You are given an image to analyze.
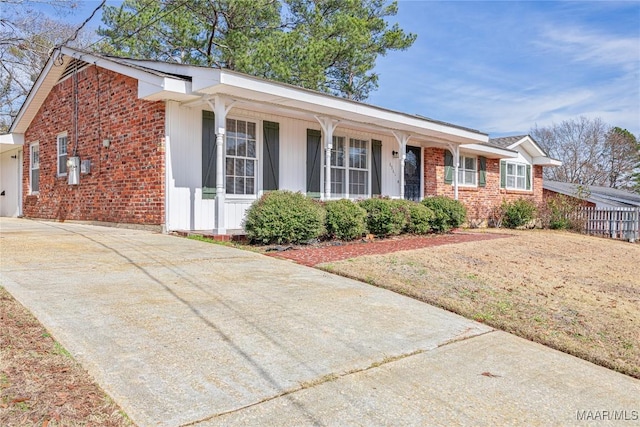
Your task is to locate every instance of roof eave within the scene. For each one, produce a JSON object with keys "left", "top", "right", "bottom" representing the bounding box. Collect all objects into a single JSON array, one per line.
[{"left": 459, "top": 143, "right": 519, "bottom": 159}]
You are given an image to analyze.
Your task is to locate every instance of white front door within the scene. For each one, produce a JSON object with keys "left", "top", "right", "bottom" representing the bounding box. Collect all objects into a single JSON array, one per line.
[{"left": 0, "top": 147, "right": 22, "bottom": 217}]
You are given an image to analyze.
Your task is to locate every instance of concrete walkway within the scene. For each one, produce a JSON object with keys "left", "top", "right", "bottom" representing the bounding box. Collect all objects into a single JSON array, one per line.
[{"left": 0, "top": 218, "right": 638, "bottom": 426}]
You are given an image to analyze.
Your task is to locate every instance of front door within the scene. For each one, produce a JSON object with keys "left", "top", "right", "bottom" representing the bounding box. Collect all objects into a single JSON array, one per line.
[{"left": 404, "top": 146, "right": 421, "bottom": 201}]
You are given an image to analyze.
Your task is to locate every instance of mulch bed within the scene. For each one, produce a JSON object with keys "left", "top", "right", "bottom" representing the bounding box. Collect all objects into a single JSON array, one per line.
[{"left": 265, "top": 231, "right": 512, "bottom": 266}]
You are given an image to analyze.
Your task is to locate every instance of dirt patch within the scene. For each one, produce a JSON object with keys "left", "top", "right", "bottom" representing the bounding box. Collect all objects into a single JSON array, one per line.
[
  {"left": 0, "top": 287, "right": 132, "bottom": 426},
  {"left": 320, "top": 229, "right": 640, "bottom": 379}
]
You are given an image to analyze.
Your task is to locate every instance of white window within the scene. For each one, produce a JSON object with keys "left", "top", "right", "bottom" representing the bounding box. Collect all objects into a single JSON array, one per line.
[
  {"left": 458, "top": 155, "right": 476, "bottom": 186},
  {"left": 329, "top": 136, "right": 369, "bottom": 198},
  {"left": 225, "top": 118, "right": 256, "bottom": 195},
  {"left": 504, "top": 161, "right": 529, "bottom": 190},
  {"left": 30, "top": 143, "right": 40, "bottom": 193},
  {"left": 349, "top": 138, "right": 368, "bottom": 196},
  {"left": 330, "top": 136, "right": 346, "bottom": 196},
  {"left": 57, "top": 133, "right": 68, "bottom": 176}
]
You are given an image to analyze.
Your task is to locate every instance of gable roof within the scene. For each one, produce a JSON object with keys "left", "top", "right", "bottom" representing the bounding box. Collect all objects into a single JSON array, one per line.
[
  {"left": 489, "top": 134, "right": 561, "bottom": 166},
  {"left": 543, "top": 180, "right": 640, "bottom": 207}
]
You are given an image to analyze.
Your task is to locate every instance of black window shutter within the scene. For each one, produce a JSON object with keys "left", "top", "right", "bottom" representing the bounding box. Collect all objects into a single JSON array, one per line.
[
  {"left": 371, "top": 139, "right": 382, "bottom": 195},
  {"left": 202, "top": 111, "right": 216, "bottom": 199},
  {"left": 306, "top": 129, "right": 322, "bottom": 197},
  {"left": 263, "top": 121, "right": 279, "bottom": 191},
  {"left": 478, "top": 156, "right": 487, "bottom": 187},
  {"left": 444, "top": 150, "right": 453, "bottom": 184}
]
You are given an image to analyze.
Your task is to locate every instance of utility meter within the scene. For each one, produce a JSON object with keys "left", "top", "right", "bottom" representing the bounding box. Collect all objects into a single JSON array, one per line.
[{"left": 67, "top": 156, "right": 80, "bottom": 185}]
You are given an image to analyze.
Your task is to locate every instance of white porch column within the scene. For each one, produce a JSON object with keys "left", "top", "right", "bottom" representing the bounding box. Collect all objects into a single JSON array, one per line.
[
  {"left": 447, "top": 143, "right": 460, "bottom": 200},
  {"left": 206, "top": 96, "right": 236, "bottom": 234},
  {"left": 315, "top": 116, "right": 339, "bottom": 200},
  {"left": 392, "top": 131, "right": 411, "bottom": 200}
]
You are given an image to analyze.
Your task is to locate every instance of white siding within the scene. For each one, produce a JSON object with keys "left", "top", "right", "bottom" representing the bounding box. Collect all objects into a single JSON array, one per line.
[{"left": 165, "top": 102, "right": 403, "bottom": 232}]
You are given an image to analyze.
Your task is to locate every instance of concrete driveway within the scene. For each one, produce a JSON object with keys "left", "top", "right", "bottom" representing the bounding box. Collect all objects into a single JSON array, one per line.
[{"left": 1, "top": 218, "right": 638, "bottom": 426}]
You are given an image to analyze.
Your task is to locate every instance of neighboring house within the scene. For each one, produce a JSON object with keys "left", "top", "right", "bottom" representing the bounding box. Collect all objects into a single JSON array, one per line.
[
  {"left": 543, "top": 180, "right": 640, "bottom": 209},
  {"left": 1, "top": 46, "right": 560, "bottom": 233}
]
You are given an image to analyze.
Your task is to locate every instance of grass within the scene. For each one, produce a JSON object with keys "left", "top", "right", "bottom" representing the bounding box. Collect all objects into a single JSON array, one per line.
[{"left": 320, "top": 229, "right": 640, "bottom": 379}]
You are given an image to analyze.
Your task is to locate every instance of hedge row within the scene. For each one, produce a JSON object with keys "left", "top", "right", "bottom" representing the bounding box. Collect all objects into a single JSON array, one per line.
[{"left": 243, "top": 191, "right": 467, "bottom": 244}]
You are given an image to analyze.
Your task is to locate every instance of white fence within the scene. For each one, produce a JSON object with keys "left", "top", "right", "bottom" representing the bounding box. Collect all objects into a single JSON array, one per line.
[{"left": 578, "top": 207, "right": 639, "bottom": 242}]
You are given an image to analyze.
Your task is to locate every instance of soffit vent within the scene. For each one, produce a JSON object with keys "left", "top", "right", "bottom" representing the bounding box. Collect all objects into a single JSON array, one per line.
[{"left": 57, "top": 58, "right": 90, "bottom": 83}]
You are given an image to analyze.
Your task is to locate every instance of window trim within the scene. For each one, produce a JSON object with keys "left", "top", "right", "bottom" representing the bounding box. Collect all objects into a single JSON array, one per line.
[
  {"left": 224, "top": 116, "right": 258, "bottom": 197},
  {"left": 57, "top": 132, "right": 68, "bottom": 177},
  {"left": 328, "top": 134, "right": 370, "bottom": 199},
  {"left": 30, "top": 142, "right": 40, "bottom": 194},
  {"left": 502, "top": 160, "right": 531, "bottom": 191},
  {"left": 457, "top": 154, "right": 477, "bottom": 187}
]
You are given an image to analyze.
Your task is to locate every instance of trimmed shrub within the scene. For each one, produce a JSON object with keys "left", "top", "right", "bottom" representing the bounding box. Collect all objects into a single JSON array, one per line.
[
  {"left": 243, "top": 191, "right": 326, "bottom": 244},
  {"left": 324, "top": 199, "right": 368, "bottom": 240},
  {"left": 501, "top": 198, "right": 537, "bottom": 229},
  {"left": 358, "top": 198, "right": 408, "bottom": 237},
  {"left": 421, "top": 196, "right": 467, "bottom": 232},
  {"left": 397, "top": 200, "right": 434, "bottom": 234}
]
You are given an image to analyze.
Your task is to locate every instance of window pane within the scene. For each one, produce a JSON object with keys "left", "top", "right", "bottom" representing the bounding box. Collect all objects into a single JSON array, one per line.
[
  {"left": 507, "top": 176, "right": 515, "bottom": 188},
  {"left": 247, "top": 140, "right": 256, "bottom": 158},
  {"left": 32, "top": 170, "right": 39, "bottom": 192},
  {"left": 235, "top": 159, "right": 245, "bottom": 176},
  {"left": 59, "top": 156, "right": 67, "bottom": 174},
  {"left": 246, "top": 178, "right": 254, "bottom": 194},
  {"left": 465, "top": 170, "right": 475, "bottom": 184},
  {"left": 235, "top": 177, "right": 245, "bottom": 194},
  {"left": 246, "top": 122, "right": 256, "bottom": 140},
  {"left": 59, "top": 137, "right": 67, "bottom": 155},
  {"left": 331, "top": 168, "right": 345, "bottom": 195},
  {"left": 507, "top": 163, "right": 515, "bottom": 175},
  {"left": 349, "top": 170, "right": 368, "bottom": 195},
  {"left": 517, "top": 177, "right": 525, "bottom": 189},
  {"left": 226, "top": 177, "right": 235, "bottom": 194},
  {"left": 226, "top": 119, "right": 236, "bottom": 138},
  {"left": 226, "top": 158, "right": 234, "bottom": 175},
  {"left": 517, "top": 164, "right": 525, "bottom": 176},
  {"left": 458, "top": 170, "right": 464, "bottom": 183},
  {"left": 237, "top": 140, "right": 246, "bottom": 157},
  {"left": 32, "top": 146, "right": 39, "bottom": 167},
  {"left": 465, "top": 157, "right": 475, "bottom": 170},
  {"left": 236, "top": 120, "right": 246, "bottom": 139},
  {"left": 246, "top": 160, "right": 255, "bottom": 176},
  {"left": 226, "top": 137, "right": 236, "bottom": 155}
]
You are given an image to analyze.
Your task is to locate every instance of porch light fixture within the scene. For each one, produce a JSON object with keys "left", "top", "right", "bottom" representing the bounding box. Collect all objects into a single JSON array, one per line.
[{"left": 392, "top": 150, "right": 399, "bottom": 158}]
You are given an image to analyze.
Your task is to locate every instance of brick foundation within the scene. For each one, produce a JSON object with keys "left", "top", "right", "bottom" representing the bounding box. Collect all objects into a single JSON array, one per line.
[
  {"left": 424, "top": 147, "right": 544, "bottom": 226},
  {"left": 22, "top": 65, "right": 165, "bottom": 226}
]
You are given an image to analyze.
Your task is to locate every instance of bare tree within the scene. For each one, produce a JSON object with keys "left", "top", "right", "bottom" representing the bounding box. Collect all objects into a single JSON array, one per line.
[
  {"left": 531, "top": 117, "right": 639, "bottom": 192},
  {"left": 0, "top": 0, "right": 91, "bottom": 132}
]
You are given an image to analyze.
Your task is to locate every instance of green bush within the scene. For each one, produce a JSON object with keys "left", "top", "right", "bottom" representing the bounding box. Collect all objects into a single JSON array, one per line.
[
  {"left": 501, "top": 198, "right": 537, "bottom": 229},
  {"left": 421, "top": 196, "right": 467, "bottom": 232},
  {"left": 397, "top": 200, "right": 434, "bottom": 234},
  {"left": 324, "top": 199, "right": 368, "bottom": 240},
  {"left": 540, "top": 195, "right": 584, "bottom": 231},
  {"left": 358, "top": 198, "right": 408, "bottom": 237},
  {"left": 243, "top": 191, "right": 326, "bottom": 244}
]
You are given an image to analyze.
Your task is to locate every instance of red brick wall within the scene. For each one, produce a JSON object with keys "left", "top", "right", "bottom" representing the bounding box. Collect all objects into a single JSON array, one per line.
[
  {"left": 423, "top": 147, "right": 544, "bottom": 225},
  {"left": 22, "top": 65, "right": 166, "bottom": 226}
]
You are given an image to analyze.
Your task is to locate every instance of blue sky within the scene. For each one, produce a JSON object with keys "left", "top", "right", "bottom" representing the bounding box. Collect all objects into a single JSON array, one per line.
[{"left": 57, "top": 1, "right": 640, "bottom": 137}]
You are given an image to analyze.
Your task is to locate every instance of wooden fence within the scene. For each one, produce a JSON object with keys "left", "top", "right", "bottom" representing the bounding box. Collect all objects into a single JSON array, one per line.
[{"left": 577, "top": 207, "right": 639, "bottom": 241}]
